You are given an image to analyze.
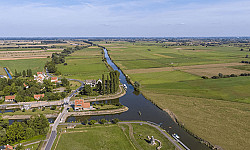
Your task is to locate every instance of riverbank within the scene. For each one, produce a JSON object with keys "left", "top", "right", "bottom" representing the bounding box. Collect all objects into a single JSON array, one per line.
[{"left": 67, "top": 106, "right": 128, "bottom": 117}]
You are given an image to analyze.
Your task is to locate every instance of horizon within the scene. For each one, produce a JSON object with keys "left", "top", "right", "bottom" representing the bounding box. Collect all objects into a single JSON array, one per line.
[{"left": 0, "top": 0, "right": 250, "bottom": 37}]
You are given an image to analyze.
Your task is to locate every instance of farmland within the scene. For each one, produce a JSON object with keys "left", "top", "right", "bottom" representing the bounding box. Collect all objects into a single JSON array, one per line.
[
  {"left": 95, "top": 40, "right": 250, "bottom": 150},
  {"left": 57, "top": 47, "right": 110, "bottom": 81}
]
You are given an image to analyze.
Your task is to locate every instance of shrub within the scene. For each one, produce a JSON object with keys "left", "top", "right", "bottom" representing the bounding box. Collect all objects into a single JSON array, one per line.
[
  {"left": 50, "top": 105, "right": 56, "bottom": 110},
  {"left": 100, "top": 118, "right": 107, "bottom": 124},
  {"left": 89, "top": 120, "right": 97, "bottom": 125},
  {"left": 201, "top": 76, "right": 208, "bottom": 79},
  {"left": 211, "top": 76, "right": 219, "bottom": 79},
  {"left": 42, "top": 107, "right": 45, "bottom": 111},
  {"left": 32, "top": 108, "right": 37, "bottom": 112},
  {"left": 112, "top": 118, "right": 120, "bottom": 124}
]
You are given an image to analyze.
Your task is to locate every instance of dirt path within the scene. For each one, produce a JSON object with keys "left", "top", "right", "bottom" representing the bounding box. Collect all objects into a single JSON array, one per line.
[{"left": 126, "top": 123, "right": 144, "bottom": 150}]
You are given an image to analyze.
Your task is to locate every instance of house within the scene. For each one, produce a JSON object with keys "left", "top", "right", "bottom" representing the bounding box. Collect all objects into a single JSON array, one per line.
[
  {"left": 74, "top": 99, "right": 91, "bottom": 111},
  {"left": 84, "top": 79, "right": 96, "bottom": 87},
  {"left": 0, "top": 144, "right": 13, "bottom": 150},
  {"left": 34, "top": 72, "right": 46, "bottom": 83},
  {"left": 23, "top": 83, "right": 29, "bottom": 89},
  {"left": 34, "top": 94, "right": 44, "bottom": 100},
  {"left": 5, "top": 95, "right": 16, "bottom": 102},
  {"left": 51, "top": 77, "right": 58, "bottom": 83}
]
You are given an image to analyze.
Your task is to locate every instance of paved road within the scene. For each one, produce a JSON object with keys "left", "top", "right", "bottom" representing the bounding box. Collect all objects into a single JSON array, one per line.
[
  {"left": 119, "top": 121, "right": 185, "bottom": 150},
  {"left": 44, "top": 78, "right": 84, "bottom": 150}
]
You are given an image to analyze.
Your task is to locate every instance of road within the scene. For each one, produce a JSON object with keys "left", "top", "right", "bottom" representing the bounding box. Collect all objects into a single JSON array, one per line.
[
  {"left": 119, "top": 121, "right": 185, "bottom": 150},
  {"left": 44, "top": 78, "right": 84, "bottom": 150}
]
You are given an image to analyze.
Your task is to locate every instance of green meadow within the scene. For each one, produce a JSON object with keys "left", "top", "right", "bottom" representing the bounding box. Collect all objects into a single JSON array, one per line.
[
  {"left": 0, "top": 58, "right": 49, "bottom": 74},
  {"left": 57, "top": 47, "right": 110, "bottom": 81}
]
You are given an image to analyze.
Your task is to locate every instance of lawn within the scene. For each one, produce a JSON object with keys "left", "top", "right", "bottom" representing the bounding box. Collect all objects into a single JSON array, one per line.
[
  {"left": 57, "top": 47, "right": 110, "bottom": 81},
  {"left": 119, "top": 123, "right": 175, "bottom": 150},
  {"left": 3, "top": 107, "right": 60, "bottom": 115},
  {"left": 0, "top": 58, "right": 49, "bottom": 74},
  {"left": 55, "top": 125, "right": 135, "bottom": 150}
]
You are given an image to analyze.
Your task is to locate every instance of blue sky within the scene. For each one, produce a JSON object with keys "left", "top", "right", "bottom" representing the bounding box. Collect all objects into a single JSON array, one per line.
[{"left": 0, "top": 0, "right": 249, "bottom": 37}]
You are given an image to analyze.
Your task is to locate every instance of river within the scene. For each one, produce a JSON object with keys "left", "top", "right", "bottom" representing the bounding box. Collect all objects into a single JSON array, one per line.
[{"left": 66, "top": 48, "right": 210, "bottom": 150}]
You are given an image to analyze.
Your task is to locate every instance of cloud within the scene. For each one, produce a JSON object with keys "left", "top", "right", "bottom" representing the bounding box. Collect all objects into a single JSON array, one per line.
[{"left": 0, "top": 0, "right": 249, "bottom": 37}]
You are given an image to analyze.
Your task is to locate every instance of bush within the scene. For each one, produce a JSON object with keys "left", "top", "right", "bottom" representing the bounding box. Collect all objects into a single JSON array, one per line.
[
  {"left": 22, "top": 109, "right": 25, "bottom": 112},
  {"left": 211, "top": 76, "right": 219, "bottom": 79},
  {"left": 100, "top": 118, "right": 107, "bottom": 124},
  {"left": 50, "top": 105, "right": 56, "bottom": 110},
  {"left": 32, "top": 108, "right": 37, "bottom": 112},
  {"left": 89, "top": 120, "right": 97, "bottom": 125},
  {"left": 112, "top": 118, "right": 120, "bottom": 124},
  {"left": 230, "top": 74, "right": 237, "bottom": 77},
  {"left": 201, "top": 76, "right": 208, "bottom": 79},
  {"left": 83, "top": 119, "right": 88, "bottom": 125},
  {"left": 42, "top": 107, "right": 45, "bottom": 111},
  {"left": 64, "top": 63, "right": 67, "bottom": 65}
]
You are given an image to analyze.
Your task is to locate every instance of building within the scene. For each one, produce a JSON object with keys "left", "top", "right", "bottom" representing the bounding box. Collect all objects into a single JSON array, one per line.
[
  {"left": 34, "top": 94, "right": 44, "bottom": 100},
  {"left": 51, "top": 77, "right": 58, "bottom": 83},
  {"left": 0, "top": 144, "right": 13, "bottom": 150},
  {"left": 34, "top": 72, "right": 46, "bottom": 83},
  {"left": 84, "top": 79, "right": 96, "bottom": 87},
  {"left": 84, "top": 79, "right": 102, "bottom": 87},
  {"left": 5, "top": 95, "right": 16, "bottom": 102},
  {"left": 74, "top": 99, "right": 91, "bottom": 111}
]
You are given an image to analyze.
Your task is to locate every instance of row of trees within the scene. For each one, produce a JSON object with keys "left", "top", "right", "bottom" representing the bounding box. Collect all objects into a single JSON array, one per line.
[
  {"left": 14, "top": 69, "right": 33, "bottom": 78},
  {"left": 0, "top": 115, "right": 49, "bottom": 145}
]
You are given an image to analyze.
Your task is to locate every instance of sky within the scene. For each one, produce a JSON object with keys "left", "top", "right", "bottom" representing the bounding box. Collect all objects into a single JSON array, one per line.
[{"left": 0, "top": 0, "right": 249, "bottom": 37}]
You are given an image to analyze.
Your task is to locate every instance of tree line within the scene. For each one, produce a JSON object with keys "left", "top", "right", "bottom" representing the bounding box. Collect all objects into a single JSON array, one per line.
[
  {"left": 14, "top": 69, "right": 32, "bottom": 78},
  {"left": 0, "top": 114, "right": 49, "bottom": 145}
]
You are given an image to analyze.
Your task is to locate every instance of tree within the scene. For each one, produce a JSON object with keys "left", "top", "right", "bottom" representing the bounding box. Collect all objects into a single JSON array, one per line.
[
  {"left": 100, "top": 119, "right": 107, "bottom": 124},
  {"left": 61, "top": 78, "right": 69, "bottom": 87},
  {"left": 134, "top": 81, "right": 140, "bottom": 91},
  {"left": 89, "top": 120, "right": 96, "bottom": 125},
  {"left": 218, "top": 73, "right": 223, "bottom": 78},
  {"left": 84, "top": 85, "right": 91, "bottom": 96},
  {"left": 106, "top": 75, "right": 110, "bottom": 94},
  {"left": 101, "top": 74, "right": 105, "bottom": 95},
  {"left": 112, "top": 118, "right": 120, "bottom": 124},
  {"left": 22, "top": 70, "right": 26, "bottom": 77},
  {"left": 83, "top": 119, "right": 88, "bottom": 125}
]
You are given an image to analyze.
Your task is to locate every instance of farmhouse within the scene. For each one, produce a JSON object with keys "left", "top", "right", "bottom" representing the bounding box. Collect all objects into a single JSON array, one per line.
[
  {"left": 51, "top": 77, "right": 58, "bottom": 83},
  {"left": 34, "top": 72, "right": 47, "bottom": 83},
  {"left": 5, "top": 95, "right": 16, "bottom": 102},
  {"left": 84, "top": 79, "right": 102, "bottom": 87},
  {"left": 34, "top": 94, "right": 44, "bottom": 100},
  {"left": 74, "top": 99, "right": 91, "bottom": 111}
]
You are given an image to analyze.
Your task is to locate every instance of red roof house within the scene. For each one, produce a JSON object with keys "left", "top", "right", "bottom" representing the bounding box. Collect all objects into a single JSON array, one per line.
[
  {"left": 4, "top": 144, "right": 13, "bottom": 150},
  {"left": 5, "top": 95, "right": 16, "bottom": 102},
  {"left": 34, "top": 94, "right": 45, "bottom": 100},
  {"left": 74, "top": 99, "right": 91, "bottom": 111},
  {"left": 51, "top": 77, "right": 58, "bottom": 83},
  {"left": 37, "top": 72, "right": 43, "bottom": 75}
]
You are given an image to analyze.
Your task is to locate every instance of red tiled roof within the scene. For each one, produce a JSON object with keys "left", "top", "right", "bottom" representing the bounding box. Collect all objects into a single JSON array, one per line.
[
  {"left": 51, "top": 77, "right": 58, "bottom": 80},
  {"left": 5, "top": 144, "right": 13, "bottom": 150},
  {"left": 75, "top": 99, "right": 90, "bottom": 108},
  {"left": 34, "top": 94, "right": 44, "bottom": 99},
  {"left": 37, "top": 72, "right": 43, "bottom": 75},
  {"left": 5, "top": 95, "right": 16, "bottom": 100}
]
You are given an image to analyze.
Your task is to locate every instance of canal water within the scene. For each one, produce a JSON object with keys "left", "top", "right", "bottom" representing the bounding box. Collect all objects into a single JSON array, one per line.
[{"left": 66, "top": 48, "right": 209, "bottom": 150}]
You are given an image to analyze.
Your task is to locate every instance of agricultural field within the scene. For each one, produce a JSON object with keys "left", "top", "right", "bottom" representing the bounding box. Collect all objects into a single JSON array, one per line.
[
  {"left": 0, "top": 58, "right": 49, "bottom": 74},
  {"left": 94, "top": 40, "right": 250, "bottom": 150},
  {"left": 57, "top": 47, "right": 110, "bottom": 81}
]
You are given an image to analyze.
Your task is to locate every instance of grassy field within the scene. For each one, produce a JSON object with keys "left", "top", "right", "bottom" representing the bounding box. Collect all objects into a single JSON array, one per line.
[
  {"left": 119, "top": 123, "right": 175, "bottom": 150},
  {"left": 57, "top": 47, "right": 110, "bottom": 81},
  {"left": 0, "top": 58, "right": 49, "bottom": 73},
  {"left": 55, "top": 125, "right": 135, "bottom": 150},
  {"left": 94, "top": 41, "right": 250, "bottom": 150},
  {"left": 2, "top": 107, "right": 60, "bottom": 115}
]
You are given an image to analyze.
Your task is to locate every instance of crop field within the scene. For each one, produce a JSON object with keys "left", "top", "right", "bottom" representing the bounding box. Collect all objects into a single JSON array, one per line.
[
  {"left": 94, "top": 41, "right": 250, "bottom": 150},
  {"left": 57, "top": 47, "right": 110, "bottom": 81},
  {"left": 0, "top": 58, "right": 49, "bottom": 74}
]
